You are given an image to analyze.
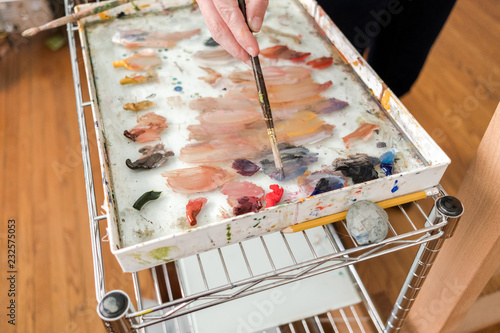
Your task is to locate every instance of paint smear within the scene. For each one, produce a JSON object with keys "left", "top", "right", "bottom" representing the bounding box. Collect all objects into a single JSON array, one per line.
[
  {"left": 197, "top": 109, "right": 262, "bottom": 128},
  {"left": 333, "top": 154, "right": 380, "bottom": 184},
  {"left": 193, "top": 48, "right": 237, "bottom": 65},
  {"left": 123, "top": 112, "right": 167, "bottom": 143},
  {"left": 180, "top": 136, "right": 265, "bottom": 163},
  {"left": 119, "top": 72, "right": 158, "bottom": 85},
  {"left": 260, "top": 45, "right": 311, "bottom": 61},
  {"left": 126, "top": 143, "right": 174, "bottom": 170},
  {"left": 186, "top": 197, "right": 207, "bottom": 226},
  {"left": 260, "top": 144, "right": 318, "bottom": 181},
  {"left": 342, "top": 123, "right": 380, "bottom": 149},
  {"left": 265, "top": 185, "right": 284, "bottom": 208},
  {"left": 239, "top": 77, "right": 332, "bottom": 103},
  {"left": 298, "top": 170, "right": 346, "bottom": 194},
  {"left": 229, "top": 66, "right": 310, "bottom": 85},
  {"left": 221, "top": 181, "right": 265, "bottom": 207},
  {"left": 123, "top": 100, "right": 155, "bottom": 111},
  {"left": 306, "top": 57, "right": 333, "bottom": 69},
  {"left": 190, "top": 94, "right": 257, "bottom": 113},
  {"left": 113, "top": 53, "right": 161, "bottom": 71},
  {"left": 198, "top": 66, "right": 222, "bottom": 84},
  {"left": 261, "top": 26, "right": 302, "bottom": 44},
  {"left": 112, "top": 29, "right": 201, "bottom": 48},
  {"left": 161, "top": 165, "right": 235, "bottom": 194},
  {"left": 232, "top": 159, "right": 261, "bottom": 176}
]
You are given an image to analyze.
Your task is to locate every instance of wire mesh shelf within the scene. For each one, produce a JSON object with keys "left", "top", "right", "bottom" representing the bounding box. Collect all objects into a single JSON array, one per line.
[{"left": 125, "top": 197, "right": 444, "bottom": 331}]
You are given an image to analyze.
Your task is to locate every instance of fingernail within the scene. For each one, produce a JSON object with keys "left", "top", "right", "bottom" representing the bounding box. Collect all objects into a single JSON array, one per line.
[
  {"left": 249, "top": 17, "right": 263, "bottom": 32},
  {"left": 246, "top": 47, "right": 257, "bottom": 57}
]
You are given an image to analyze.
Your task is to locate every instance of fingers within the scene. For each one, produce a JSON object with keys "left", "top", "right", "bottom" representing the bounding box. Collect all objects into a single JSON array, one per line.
[
  {"left": 213, "top": 0, "right": 260, "bottom": 56},
  {"left": 197, "top": 0, "right": 260, "bottom": 63},
  {"left": 246, "top": 0, "right": 268, "bottom": 32}
]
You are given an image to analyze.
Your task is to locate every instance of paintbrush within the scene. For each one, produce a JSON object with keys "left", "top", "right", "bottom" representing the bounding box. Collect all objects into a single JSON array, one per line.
[
  {"left": 22, "top": 0, "right": 131, "bottom": 37},
  {"left": 237, "top": 0, "right": 284, "bottom": 179}
]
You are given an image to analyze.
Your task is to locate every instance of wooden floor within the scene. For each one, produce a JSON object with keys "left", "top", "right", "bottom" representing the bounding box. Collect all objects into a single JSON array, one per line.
[{"left": 1, "top": 0, "right": 499, "bottom": 332}]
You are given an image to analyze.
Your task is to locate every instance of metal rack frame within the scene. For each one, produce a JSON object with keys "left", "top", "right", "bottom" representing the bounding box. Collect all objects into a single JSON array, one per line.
[{"left": 65, "top": 1, "right": 463, "bottom": 332}]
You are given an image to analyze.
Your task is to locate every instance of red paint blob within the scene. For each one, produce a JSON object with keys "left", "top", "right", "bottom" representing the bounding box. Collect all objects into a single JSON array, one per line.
[
  {"left": 306, "top": 57, "right": 334, "bottom": 69},
  {"left": 186, "top": 197, "right": 208, "bottom": 226},
  {"left": 265, "top": 184, "right": 284, "bottom": 208}
]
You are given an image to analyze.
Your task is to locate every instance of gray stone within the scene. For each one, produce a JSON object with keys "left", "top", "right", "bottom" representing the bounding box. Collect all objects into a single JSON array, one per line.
[{"left": 346, "top": 200, "right": 389, "bottom": 245}]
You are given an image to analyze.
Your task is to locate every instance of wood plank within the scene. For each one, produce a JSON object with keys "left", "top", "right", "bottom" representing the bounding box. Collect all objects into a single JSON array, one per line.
[
  {"left": 459, "top": 291, "right": 500, "bottom": 333},
  {"left": 406, "top": 104, "right": 500, "bottom": 332}
]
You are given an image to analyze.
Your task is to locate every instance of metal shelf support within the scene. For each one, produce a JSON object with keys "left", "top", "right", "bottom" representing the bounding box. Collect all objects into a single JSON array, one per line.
[{"left": 385, "top": 196, "right": 464, "bottom": 332}]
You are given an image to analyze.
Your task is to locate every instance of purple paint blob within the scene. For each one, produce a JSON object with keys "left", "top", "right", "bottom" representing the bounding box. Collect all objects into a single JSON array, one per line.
[
  {"left": 318, "top": 98, "right": 349, "bottom": 114},
  {"left": 260, "top": 144, "right": 318, "bottom": 181},
  {"left": 233, "top": 196, "right": 262, "bottom": 216},
  {"left": 232, "top": 159, "right": 261, "bottom": 176}
]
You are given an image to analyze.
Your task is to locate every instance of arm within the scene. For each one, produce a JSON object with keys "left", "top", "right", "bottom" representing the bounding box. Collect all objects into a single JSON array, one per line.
[{"left": 197, "top": 0, "right": 269, "bottom": 63}]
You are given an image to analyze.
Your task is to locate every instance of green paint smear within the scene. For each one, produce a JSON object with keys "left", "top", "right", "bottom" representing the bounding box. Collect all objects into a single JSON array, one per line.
[
  {"left": 258, "top": 92, "right": 265, "bottom": 104},
  {"left": 131, "top": 1, "right": 140, "bottom": 11},
  {"left": 149, "top": 246, "right": 174, "bottom": 261},
  {"left": 226, "top": 224, "right": 232, "bottom": 243},
  {"left": 253, "top": 221, "right": 261, "bottom": 228}
]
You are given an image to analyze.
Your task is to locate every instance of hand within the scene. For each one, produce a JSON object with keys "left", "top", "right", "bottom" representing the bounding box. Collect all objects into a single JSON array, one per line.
[{"left": 197, "top": 0, "right": 269, "bottom": 63}]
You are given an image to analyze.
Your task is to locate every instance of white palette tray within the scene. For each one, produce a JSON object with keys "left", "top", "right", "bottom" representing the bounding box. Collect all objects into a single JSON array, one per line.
[{"left": 77, "top": 0, "right": 450, "bottom": 272}]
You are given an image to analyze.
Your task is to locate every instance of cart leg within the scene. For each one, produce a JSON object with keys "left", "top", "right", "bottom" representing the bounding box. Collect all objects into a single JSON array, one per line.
[
  {"left": 385, "top": 196, "right": 463, "bottom": 332},
  {"left": 97, "top": 290, "right": 136, "bottom": 333}
]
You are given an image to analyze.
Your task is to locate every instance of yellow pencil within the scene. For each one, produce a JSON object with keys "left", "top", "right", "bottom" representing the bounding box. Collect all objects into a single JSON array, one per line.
[{"left": 282, "top": 188, "right": 440, "bottom": 233}]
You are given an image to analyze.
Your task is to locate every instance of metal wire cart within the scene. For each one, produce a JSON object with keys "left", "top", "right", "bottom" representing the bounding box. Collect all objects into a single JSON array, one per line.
[{"left": 65, "top": 1, "right": 464, "bottom": 332}]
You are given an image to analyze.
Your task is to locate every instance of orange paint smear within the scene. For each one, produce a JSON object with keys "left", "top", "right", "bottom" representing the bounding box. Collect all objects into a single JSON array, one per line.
[
  {"left": 161, "top": 166, "right": 235, "bottom": 194},
  {"left": 198, "top": 66, "right": 222, "bottom": 84},
  {"left": 187, "top": 110, "right": 335, "bottom": 148},
  {"left": 113, "top": 53, "right": 161, "bottom": 71},
  {"left": 119, "top": 72, "right": 158, "bottom": 85},
  {"left": 186, "top": 197, "right": 207, "bottom": 226},
  {"left": 342, "top": 123, "right": 379, "bottom": 148},
  {"left": 260, "top": 45, "right": 311, "bottom": 61},
  {"left": 306, "top": 57, "right": 333, "bottom": 69},
  {"left": 123, "top": 112, "right": 167, "bottom": 143}
]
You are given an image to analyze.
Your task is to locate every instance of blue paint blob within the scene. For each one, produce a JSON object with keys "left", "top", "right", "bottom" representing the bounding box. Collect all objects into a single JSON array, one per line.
[
  {"left": 174, "top": 86, "right": 183, "bottom": 92},
  {"left": 310, "top": 176, "right": 345, "bottom": 196},
  {"left": 380, "top": 149, "right": 396, "bottom": 176},
  {"left": 391, "top": 185, "right": 399, "bottom": 193}
]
